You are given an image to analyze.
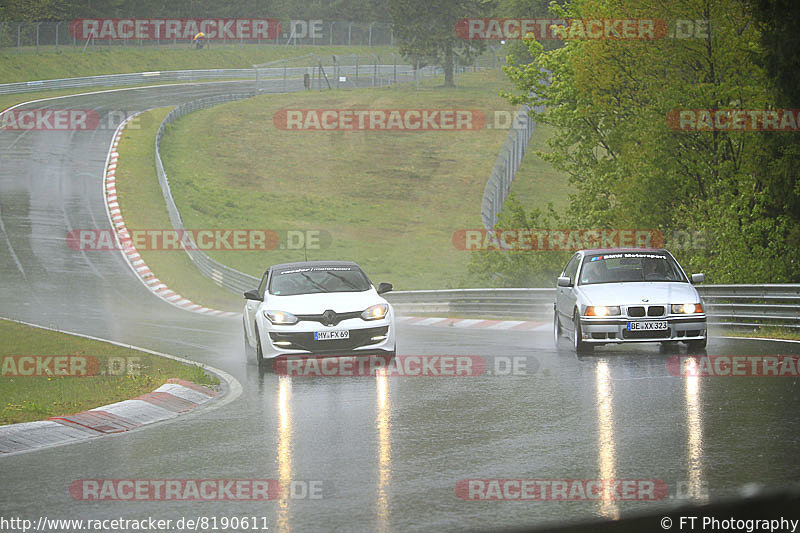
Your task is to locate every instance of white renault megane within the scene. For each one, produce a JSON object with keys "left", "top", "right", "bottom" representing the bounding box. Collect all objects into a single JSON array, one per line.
[
  {"left": 243, "top": 261, "right": 396, "bottom": 364},
  {"left": 553, "top": 249, "right": 707, "bottom": 352}
]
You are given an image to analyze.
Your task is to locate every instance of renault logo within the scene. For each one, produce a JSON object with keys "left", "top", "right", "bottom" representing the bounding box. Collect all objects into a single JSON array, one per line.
[{"left": 322, "top": 310, "right": 337, "bottom": 326}]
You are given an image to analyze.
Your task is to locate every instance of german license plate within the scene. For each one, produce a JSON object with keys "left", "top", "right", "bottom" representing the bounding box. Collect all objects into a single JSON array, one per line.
[
  {"left": 314, "top": 330, "right": 350, "bottom": 340},
  {"left": 627, "top": 321, "right": 668, "bottom": 331}
]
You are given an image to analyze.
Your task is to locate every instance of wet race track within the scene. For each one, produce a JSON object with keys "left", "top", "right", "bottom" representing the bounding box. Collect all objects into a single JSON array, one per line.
[{"left": 1, "top": 82, "right": 800, "bottom": 532}]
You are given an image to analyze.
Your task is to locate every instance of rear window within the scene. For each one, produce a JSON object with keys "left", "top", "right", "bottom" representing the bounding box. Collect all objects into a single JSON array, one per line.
[
  {"left": 269, "top": 266, "right": 371, "bottom": 295},
  {"left": 579, "top": 252, "right": 686, "bottom": 285}
]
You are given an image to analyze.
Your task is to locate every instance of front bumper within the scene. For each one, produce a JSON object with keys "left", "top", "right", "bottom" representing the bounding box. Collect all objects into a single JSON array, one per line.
[
  {"left": 258, "top": 316, "right": 396, "bottom": 359},
  {"left": 579, "top": 315, "right": 707, "bottom": 344}
]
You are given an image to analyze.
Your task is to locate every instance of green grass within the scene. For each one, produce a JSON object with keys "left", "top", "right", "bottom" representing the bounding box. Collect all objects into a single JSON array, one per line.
[
  {"left": 510, "top": 121, "right": 574, "bottom": 213},
  {"left": 722, "top": 327, "right": 800, "bottom": 341},
  {"left": 0, "top": 318, "right": 219, "bottom": 425},
  {"left": 0, "top": 44, "right": 396, "bottom": 84},
  {"left": 157, "top": 70, "right": 524, "bottom": 290},
  {"left": 114, "top": 108, "right": 243, "bottom": 311}
]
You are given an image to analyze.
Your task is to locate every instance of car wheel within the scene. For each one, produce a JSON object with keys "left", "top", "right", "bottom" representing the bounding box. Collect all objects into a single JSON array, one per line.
[
  {"left": 660, "top": 341, "right": 679, "bottom": 352},
  {"left": 573, "top": 313, "right": 593, "bottom": 353},
  {"left": 243, "top": 317, "right": 255, "bottom": 359},
  {"left": 255, "top": 326, "right": 265, "bottom": 366},
  {"left": 686, "top": 337, "right": 707, "bottom": 350},
  {"left": 553, "top": 312, "right": 562, "bottom": 348}
]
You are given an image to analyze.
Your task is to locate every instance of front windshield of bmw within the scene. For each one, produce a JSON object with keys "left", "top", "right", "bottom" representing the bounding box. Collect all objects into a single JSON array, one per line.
[
  {"left": 579, "top": 252, "right": 686, "bottom": 285},
  {"left": 269, "top": 266, "right": 371, "bottom": 296}
]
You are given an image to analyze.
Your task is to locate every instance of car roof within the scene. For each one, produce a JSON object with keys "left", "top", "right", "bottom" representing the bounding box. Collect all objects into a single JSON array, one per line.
[
  {"left": 268, "top": 260, "right": 361, "bottom": 272},
  {"left": 580, "top": 248, "right": 669, "bottom": 255}
]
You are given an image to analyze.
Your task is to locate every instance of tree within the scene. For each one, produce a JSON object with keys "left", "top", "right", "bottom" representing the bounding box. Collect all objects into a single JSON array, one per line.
[
  {"left": 387, "top": 0, "right": 492, "bottom": 86},
  {"left": 499, "top": 0, "right": 800, "bottom": 283}
]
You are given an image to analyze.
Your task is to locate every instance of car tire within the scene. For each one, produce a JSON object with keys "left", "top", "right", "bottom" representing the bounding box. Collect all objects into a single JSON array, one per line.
[
  {"left": 553, "top": 312, "right": 562, "bottom": 348},
  {"left": 686, "top": 337, "right": 707, "bottom": 350},
  {"left": 243, "top": 317, "right": 255, "bottom": 360},
  {"left": 255, "top": 326, "right": 265, "bottom": 366},
  {"left": 660, "top": 341, "right": 679, "bottom": 352},
  {"left": 573, "top": 313, "right": 593, "bottom": 353}
]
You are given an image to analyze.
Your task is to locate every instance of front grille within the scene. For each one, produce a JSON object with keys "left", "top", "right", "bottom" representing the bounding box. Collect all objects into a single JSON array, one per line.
[
  {"left": 623, "top": 329, "right": 670, "bottom": 339},
  {"left": 628, "top": 305, "right": 665, "bottom": 317},
  {"left": 295, "top": 310, "right": 362, "bottom": 326},
  {"left": 270, "top": 326, "right": 389, "bottom": 353}
]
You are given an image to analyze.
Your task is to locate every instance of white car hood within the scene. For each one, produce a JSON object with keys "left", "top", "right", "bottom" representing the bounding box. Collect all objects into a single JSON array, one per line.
[
  {"left": 576, "top": 282, "right": 700, "bottom": 305},
  {"left": 264, "top": 289, "right": 384, "bottom": 314}
]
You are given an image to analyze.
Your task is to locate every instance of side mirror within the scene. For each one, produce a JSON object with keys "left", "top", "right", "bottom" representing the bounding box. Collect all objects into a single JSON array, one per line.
[
  {"left": 691, "top": 273, "right": 705, "bottom": 284},
  {"left": 244, "top": 289, "right": 263, "bottom": 301},
  {"left": 377, "top": 282, "right": 393, "bottom": 295},
  {"left": 557, "top": 276, "right": 572, "bottom": 287}
]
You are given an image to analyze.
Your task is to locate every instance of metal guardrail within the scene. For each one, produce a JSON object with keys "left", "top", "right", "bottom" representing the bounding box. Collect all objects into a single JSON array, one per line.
[
  {"left": 144, "top": 72, "right": 798, "bottom": 331},
  {"left": 481, "top": 102, "right": 543, "bottom": 229},
  {"left": 383, "top": 286, "right": 800, "bottom": 329},
  {"left": 154, "top": 92, "right": 262, "bottom": 294},
  {"left": 0, "top": 68, "right": 257, "bottom": 95},
  {"left": 152, "top": 61, "right": 436, "bottom": 295}
]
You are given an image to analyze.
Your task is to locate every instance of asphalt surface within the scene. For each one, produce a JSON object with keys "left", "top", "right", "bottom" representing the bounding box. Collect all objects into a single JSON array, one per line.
[{"left": 1, "top": 81, "right": 800, "bottom": 532}]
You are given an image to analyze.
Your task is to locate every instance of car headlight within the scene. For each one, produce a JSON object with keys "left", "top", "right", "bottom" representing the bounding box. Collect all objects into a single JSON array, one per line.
[
  {"left": 671, "top": 303, "right": 703, "bottom": 314},
  {"left": 362, "top": 303, "right": 389, "bottom": 321},
  {"left": 264, "top": 310, "right": 299, "bottom": 325},
  {"left": 584, "top": 306, "right": 621, "bottom": 317}
]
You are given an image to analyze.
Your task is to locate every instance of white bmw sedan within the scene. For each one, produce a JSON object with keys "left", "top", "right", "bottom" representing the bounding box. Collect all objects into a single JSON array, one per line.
[
  {"left": 553, "top": 249, "right": 707, "bottom": 352},
  {"left": 243, "top": 261, "right": 396, "bottom": 364}
]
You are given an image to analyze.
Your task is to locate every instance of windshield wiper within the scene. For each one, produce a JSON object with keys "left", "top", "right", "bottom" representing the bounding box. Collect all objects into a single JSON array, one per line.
[
  {"left": 300, "top": 272, "right": 330, "bottom": 293},
  {"left": 324, "top": 271, "right": 363, "bottom": 291}
]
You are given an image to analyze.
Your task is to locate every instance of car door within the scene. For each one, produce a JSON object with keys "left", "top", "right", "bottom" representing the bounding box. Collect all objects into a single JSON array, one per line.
[{"left": 556, "top": 253, "right": 581, "bottom": 328}]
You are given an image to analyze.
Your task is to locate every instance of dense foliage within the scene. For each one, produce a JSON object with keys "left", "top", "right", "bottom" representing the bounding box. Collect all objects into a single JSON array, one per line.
[{"left": 475, "top": 0, "right": 800, "bottom": 285}]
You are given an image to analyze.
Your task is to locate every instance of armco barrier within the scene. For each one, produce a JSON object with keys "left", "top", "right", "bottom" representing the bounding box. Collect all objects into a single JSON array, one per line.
[
  {"left": 152, "top": 60, "right": 433, "bottom": 295},
  {"left": 481, "top": 102, "right": 542, "bottom": 229},
  {"left": 154, "top": 93, "right": 262, "bottom": 295},
  {"left": 143, "top": 76, "right": 797, "bottom": 330},
  {"left": 0, "top": 69, "right": 257, "bottom": 95},
  {"left": 384, "top": 286, "right": 800, "bottom": 329}
]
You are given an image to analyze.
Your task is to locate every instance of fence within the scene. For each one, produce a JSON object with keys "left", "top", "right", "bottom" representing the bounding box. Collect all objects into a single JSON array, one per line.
[
  {"left": 0, "top": 20, "right": 394, "bottom": 53},
  {"left": 253, "top": 53, "right": 441, "bottom": 92}
]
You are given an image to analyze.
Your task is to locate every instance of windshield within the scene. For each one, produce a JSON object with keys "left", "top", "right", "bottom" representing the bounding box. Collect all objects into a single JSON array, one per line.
[
  {"left": 578, "top": 252, "right": 686, "bottom": 285},
  {"left": 268, "top": 266, "right": 371, "bottom": 296}
]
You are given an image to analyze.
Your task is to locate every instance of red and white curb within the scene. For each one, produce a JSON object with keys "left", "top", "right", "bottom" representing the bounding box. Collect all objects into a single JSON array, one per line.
[
  {"left": 103, "top": 114, "right": 237, "bottom": 317},
  {"left": 397, "top": 316, "right": 547, "bottom": 331},
  {"left": 0, "top": 379, "right": 216, "bottom": 454}
]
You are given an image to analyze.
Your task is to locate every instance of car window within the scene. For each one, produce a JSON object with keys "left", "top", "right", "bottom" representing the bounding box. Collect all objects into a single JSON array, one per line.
[
  {"left": 563, "top": 254, "right": 580, "bottom": 282},
  {"left": 579, "top": 252, "right": 686, "bottom": 284},
  {"left": 257, "top": 270, "right": 269, "bottom": 298},
  {"left": 268, "top": 266, "right": 371, "bottom": 296}
]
